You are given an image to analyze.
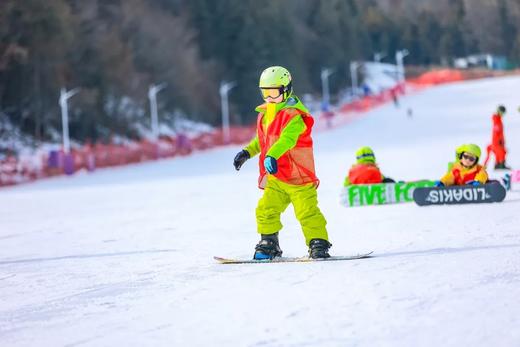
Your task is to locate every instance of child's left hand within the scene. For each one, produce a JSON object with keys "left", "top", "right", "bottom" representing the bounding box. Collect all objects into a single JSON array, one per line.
[{"left": 264, "top": 156, "right": 278, "bottom": 174}]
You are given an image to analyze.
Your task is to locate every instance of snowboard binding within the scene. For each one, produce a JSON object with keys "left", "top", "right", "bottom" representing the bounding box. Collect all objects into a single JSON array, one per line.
[
  {"left": 253, "top": 233, "right": 283, "bottom": 260},
  {"left": 308, "top": 238, "right": 332, "bottom": 259}
]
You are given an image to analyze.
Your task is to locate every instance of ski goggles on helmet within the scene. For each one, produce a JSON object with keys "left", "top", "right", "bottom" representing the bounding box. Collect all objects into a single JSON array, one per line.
[
  {"left": 356, "top": 153, "right": 375, "bottom": 161},
  {"left": 461, "top": 153, "right": 477, "bottom": 162},
  {"left": 260, "top": 82, "right": 292, "bottom": 99},
  {"left": 260, "top": 87, "right": 284, "bottom": 99}
]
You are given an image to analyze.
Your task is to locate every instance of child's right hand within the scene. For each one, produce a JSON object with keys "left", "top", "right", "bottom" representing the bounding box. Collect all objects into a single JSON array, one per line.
[{"left": 233, "top": 150, "right": 250, "bottom": 171}]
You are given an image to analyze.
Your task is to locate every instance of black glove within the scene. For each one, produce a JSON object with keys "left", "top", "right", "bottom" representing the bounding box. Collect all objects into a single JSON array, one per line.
[{"left": 233, "top": 150, "right": 250, "bottom": 171}]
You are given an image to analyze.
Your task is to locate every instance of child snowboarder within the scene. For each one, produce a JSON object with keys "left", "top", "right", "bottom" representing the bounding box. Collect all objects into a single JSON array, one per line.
[
  {"left": 233, "top": 66, "right": 331, "bottom": 260},
  {"left": 435, "top": 144, "right": 488, "bottom": 187},
  {"left": 484, "top": 105, "right": 510, "bottom": 170},
  {"left": 344, "top": 146, "right": 394, "bottom": 186}
]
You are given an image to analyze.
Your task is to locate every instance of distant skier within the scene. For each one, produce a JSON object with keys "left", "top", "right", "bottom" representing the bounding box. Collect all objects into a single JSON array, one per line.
[
  {"left": 390, "top": 88, "right": 399, "bottom": 108},
  {"left": 434, "top": 144, "right": 488, "bottom": 187},
  {"left": 484, "top": 105, "right": 510, "bottom": 169},
  {"left": 344, "top": 146, "right": 395, "bottom": 186},
  {"left": 233, "top": 66, "right": 331, "bottom": 259}
]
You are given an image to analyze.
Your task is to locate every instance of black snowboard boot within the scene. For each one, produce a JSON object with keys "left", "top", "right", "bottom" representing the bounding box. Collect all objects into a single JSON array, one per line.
[
  {"left": 308, "top": 238, "right": 332, "bottom": 259},
  {"left": 254, "top": 233, "right": 282, "bottom": 260},
  {"left": 495, "top": 162, "right": 511, "bottom": 170}
]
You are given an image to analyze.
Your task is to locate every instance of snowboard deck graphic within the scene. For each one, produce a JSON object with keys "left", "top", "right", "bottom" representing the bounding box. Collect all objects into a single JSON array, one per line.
[
  {"left": 340, "top": 180, "right": 435, "bottom": 207},
  {"left": 214, "top": 251, "right": 373, "bottom": 264},
  {"left": 413, "top": 182, "right": 506, "bottom": 206}
]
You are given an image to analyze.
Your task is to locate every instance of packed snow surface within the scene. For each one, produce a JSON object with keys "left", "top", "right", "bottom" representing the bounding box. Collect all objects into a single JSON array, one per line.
[{"left": 1, "top": 76, "right": 520, "bottom": 346}]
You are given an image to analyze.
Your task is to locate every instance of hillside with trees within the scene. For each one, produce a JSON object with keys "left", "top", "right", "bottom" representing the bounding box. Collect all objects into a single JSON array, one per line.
[{"left": 1, "top": 0, "right": 519, "bottom": 149}]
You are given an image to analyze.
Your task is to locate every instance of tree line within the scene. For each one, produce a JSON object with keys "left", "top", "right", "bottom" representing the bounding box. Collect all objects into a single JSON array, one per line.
[{"left": 0, "top": 0, "right": 519, "bottom": 147}]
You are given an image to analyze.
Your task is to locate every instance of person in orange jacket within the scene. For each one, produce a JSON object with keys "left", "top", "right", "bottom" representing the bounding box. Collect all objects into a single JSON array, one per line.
[
  {"left": 344, "top": 146, "right": 394, "bottom": 186},
  {"left": 435, "top": 144, "right": 488, "bottom": 187},
  {"left": 486, "top": 105, "right": 510, "bottom": 170}
]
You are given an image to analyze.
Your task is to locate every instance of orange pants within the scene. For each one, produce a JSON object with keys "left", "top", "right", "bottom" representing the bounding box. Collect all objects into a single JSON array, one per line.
[{"left": 489, "top": 144, "right": 506, "bottom": 164}]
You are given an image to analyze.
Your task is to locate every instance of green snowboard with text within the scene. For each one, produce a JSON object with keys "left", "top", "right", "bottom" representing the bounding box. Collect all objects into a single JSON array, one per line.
[{"left": 340, "top": 180, "right": 435, "bottom": 207}]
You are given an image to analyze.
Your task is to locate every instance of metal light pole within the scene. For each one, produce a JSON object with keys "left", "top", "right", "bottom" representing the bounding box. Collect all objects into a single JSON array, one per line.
[
  {"left": 395, "top": 49, "right": 410, "bottom": 83},
  {"left": 220, "top": 81, "right": 236, "bottom": 144},
  {"left": 59, "top": 87, "right": 80, "bottom": 153},
  {"left": 349, "top": 62, "right": 360, "bottom": 97},
  {"left": 321, "top": 68, "right": 334, "bottom": 111},
  {"left": 148, "top": 83, "right": 167, "bottom": 140}
]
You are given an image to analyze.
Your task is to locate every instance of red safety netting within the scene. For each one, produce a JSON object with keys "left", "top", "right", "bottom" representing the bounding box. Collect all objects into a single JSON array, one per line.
[{"left": 1, "top": 69, "right": 515, "bottom": 187}]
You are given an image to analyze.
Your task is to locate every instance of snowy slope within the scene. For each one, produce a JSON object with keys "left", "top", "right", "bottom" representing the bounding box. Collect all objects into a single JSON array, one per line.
[{"left": 1, "top": 76, "right": 520, "bottom": 347}]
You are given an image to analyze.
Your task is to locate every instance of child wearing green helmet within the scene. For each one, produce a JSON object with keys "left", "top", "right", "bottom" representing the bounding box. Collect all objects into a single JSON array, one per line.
[
  {"left": 233, "top": 66, "right": 331, "bottom": 260},
  {"left": 435, "top": 144, "right": 489, "bottom": 187},
  {"left": 344, "top": 146, "right": 394, "bottom": 186}
]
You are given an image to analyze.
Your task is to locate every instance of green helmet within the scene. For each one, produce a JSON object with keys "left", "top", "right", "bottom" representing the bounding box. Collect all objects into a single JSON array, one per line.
[
  {"left": 259, "top": 66, "right": 293, "bottom": 99},
  {"left": 455, "top": 144, "right": 481, "bottom": 162},
  {"left": 355, "top": 146, "right": 376, "bottom": 164},
  {"left": 497, "top": 105, "right": 506, "bottom": 114}
]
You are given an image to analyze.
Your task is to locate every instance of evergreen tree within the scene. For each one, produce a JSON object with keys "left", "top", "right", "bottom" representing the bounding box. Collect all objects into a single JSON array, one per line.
[{"left": 1, "top": 0, "right": 520, "bottom": 148}]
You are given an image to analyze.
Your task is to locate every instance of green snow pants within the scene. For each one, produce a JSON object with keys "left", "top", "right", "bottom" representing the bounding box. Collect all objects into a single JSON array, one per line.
[{"left": 256, "top": 177, "right": 329, "bottom": 245}]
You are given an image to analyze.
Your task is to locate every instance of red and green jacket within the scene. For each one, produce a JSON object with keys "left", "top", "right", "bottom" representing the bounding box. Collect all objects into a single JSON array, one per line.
[{"left": 244, "top": 96, "right": 319, "bottom": 189}]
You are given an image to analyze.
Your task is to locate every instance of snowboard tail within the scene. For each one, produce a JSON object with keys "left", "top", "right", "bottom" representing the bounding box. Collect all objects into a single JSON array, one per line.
[
  {"left": 214, "top": 251, "right": 373, "bottom": 264},
  {"left": 413, "top": 182, "right": 506, "bottom": 206}
]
